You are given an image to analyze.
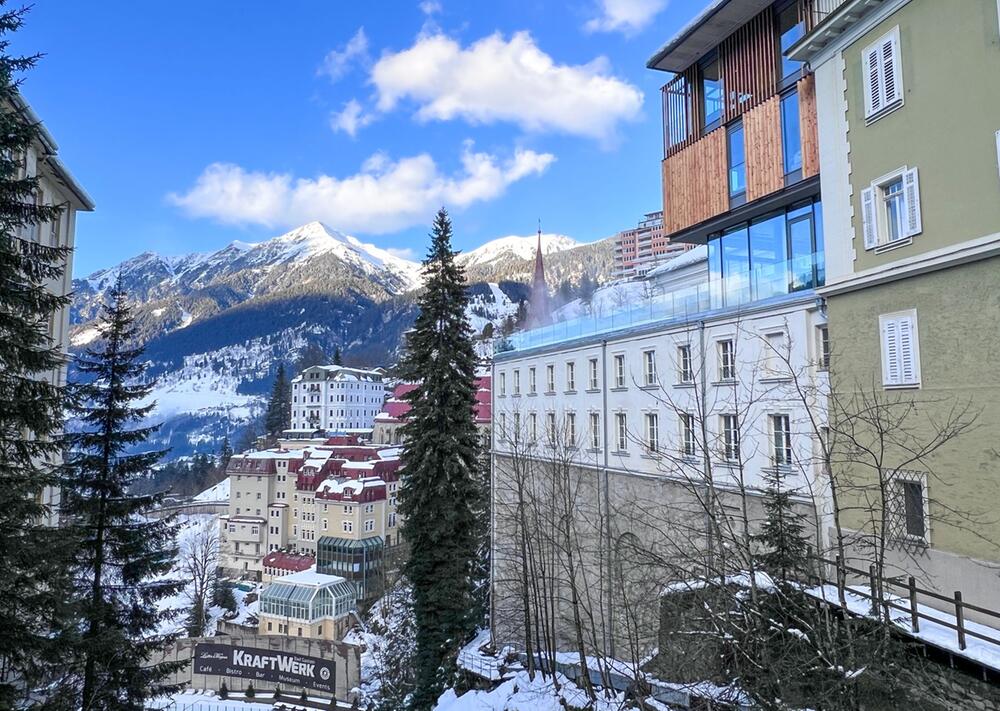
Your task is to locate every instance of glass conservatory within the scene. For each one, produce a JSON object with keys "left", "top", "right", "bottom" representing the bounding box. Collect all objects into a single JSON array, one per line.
[
  {"left": 316, "top": 535, "right": 384, "bottom": 600},
  {"left": 258, "top": 569, "right": 356, "bottom": 622}
]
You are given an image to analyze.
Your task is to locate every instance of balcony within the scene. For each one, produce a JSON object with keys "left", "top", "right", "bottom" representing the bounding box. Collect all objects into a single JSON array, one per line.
[{"left": 502, "top": 250, "right": 824, "bottom": 355}]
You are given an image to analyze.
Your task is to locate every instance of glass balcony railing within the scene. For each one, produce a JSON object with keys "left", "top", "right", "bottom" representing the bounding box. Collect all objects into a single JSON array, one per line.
[{"left": 501, "top": 252, "right": 823, "bottom": 354}]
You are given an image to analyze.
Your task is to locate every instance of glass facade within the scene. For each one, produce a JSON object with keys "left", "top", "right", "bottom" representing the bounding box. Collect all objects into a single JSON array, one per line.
[
  {"left": 728, "top": 123, "right": 747, "bottom": 202},
  {"left": 259, "top": 579, "right": 356, "bottom": 622},
  {"left": 316, "top": 535, "right": 385, "bottom": 599},
  {"left": 707, "top": 199, "right": 824, "bottom": 309},
  {"left": 702, "top": 56, "right": 723, "bottom": 129},
  {"left": 778, "top": 2, "right": 805, "bottom": 80}
]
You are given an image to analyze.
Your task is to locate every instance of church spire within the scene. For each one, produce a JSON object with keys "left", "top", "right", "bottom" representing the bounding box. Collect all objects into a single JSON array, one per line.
[{"left": 527, "top": 221, "right": 550, "bottom": 328}]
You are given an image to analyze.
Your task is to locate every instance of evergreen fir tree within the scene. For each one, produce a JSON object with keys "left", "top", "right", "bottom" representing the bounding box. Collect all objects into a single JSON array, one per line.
[
  {"left": 397, "top": 209, "right": 484, "bottom": 710},
  {"left": 218, "top": 434, "right": 233, "bottom": 469},
  {"left": 333, "top": 345, "right": 343, "bottom": 365},
  {"left": 752, "top": 465, "right": 811, "bottom": 586},
  {"left": 0, "top": 5, "right": 78, "bottom": 705},
  {"left": 62, "top": 275, "right": 185, "bottom": 710},
  {"left": 264, "top": 363, "right": 291, "bottom": 440}
]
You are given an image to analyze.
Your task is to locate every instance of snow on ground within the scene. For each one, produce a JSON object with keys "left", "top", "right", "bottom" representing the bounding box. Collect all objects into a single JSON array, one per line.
[
  {"left": 807, "top": 583, "right": 1000, "bottom": 672},
  {"left": 435, "top": 670, "right": 630, "bottom": 711},
  {"left": 70, "top": 326, "right": 101, "bottom": 347},
  {"left": 193, "top": 478, "right": 230, "bottom": 502},
  {"left": 147, "top": 690, "right": 273, "bottom": 711},
  {"left": 155, "top": 513, "right": 257, "bottom": 637},
  {"left": 553, "top": 279, "right": 652, "bottom": 323}
]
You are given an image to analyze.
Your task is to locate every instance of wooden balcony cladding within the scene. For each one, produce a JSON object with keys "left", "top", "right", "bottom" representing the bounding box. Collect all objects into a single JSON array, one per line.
[
  {"left": 719, "top": 5, "right": 778, "bottom": 124},
  {"left": 798, "top": 74, "right": 819, "bottom": 178},
  {"left": 662, "top": 128, "right": 727, "bottom": 235},
  {"left": 744, "top": 95, "right": 784, "bottom": 202}
]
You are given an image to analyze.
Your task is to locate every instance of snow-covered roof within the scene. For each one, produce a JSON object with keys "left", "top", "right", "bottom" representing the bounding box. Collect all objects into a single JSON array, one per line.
[
  {"left": 644, "top": 244, "right": 708, "bottom": 278},
  {"left": 279, "top": 566, "right": 346, "bottom": 587}
]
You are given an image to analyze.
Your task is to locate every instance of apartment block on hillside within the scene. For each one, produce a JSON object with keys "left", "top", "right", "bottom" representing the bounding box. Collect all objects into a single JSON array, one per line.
[
  {"left": 290, "top": 365, "right": 388, "bottom": 433},
  {"left": 218, "top": 434, "right": 402, "bottom": 600},
  {"left": 613, "top": 211, "right": 692, "bottom": 278}
]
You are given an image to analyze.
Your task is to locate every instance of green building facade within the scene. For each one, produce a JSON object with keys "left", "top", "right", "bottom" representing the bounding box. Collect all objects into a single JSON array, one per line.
[{"left": 792, "top": 0, "right": 1000, "bottom": 609}]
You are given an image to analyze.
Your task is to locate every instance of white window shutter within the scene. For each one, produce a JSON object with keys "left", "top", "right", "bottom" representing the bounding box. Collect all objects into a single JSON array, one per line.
[
  {"left": 903, "top": 167, "right": 922, "bottom": 236},
  {"left": 861, "top": 187, "right": 878, "bottom": 249},
  {"left": 881, "top": 318, "right": 901, "bottom": 386},
  {"left": 864, "top": 47, "right": 882, "bottom": 118},
  {"left": 881, "top": 35, "right": 902, "bottom": 107},
  {"left": 898, "top": 316, "right": 917, "bottom": 384}
]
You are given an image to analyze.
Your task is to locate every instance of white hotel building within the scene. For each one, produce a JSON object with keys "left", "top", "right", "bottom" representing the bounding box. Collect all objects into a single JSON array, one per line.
[
  {"left": 491, "top": 242, "right": 832, "bottom": 658},
  {"left": 290, "top": 365, "right": 387, "bottom": 433}
]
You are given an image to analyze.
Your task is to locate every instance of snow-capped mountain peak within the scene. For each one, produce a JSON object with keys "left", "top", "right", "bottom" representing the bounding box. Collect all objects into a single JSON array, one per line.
[{"left": 458, "top": 233, "right": 581, "bottom": 268}]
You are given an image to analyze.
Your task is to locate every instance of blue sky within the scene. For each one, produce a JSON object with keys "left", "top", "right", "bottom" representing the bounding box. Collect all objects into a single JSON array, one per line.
[{"left": 16, "top": 0, "right": 702, "bottom": 276}]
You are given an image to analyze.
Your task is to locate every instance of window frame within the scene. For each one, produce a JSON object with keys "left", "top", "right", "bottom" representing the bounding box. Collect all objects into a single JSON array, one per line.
[
  {"left": 680, "top": 413, "right": 697, "bottom": 458},
  {"left": 613, "top": 353, "right": 626, "bottom": 388},
  {"left": 645, "top": 412, "right": 659, "bottom": 453},
  {"left": 643, "top": 350, "right": 657, "bottom": 386},
  {"left": 720, "top": 414, "right": 740, "bottom": 462},
  {"left": 588, "top": 358, "right": 600, "bottom": 390},
  {"left": 862, "top": 26, "right": 904, "bottom": 123},
  {"left": 718, "top": 339, "right": 736, "bottom": 382},
  {"left": 615, "top": 412, "right": 628, "bottom": 453},
  {"left": 590, "top": 412, "right": 601, "bottom": 450},
  {"left": 770, "top": 413, "right": 792, "bottom": 467},
  {"left": 677, "top": 344, "right": 694, "bottom": 384}
]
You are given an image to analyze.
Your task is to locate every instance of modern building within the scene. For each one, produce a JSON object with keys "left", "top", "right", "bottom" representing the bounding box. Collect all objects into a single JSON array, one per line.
[
  {"left": 12, "top": 94, "right": 94, "bottom": 526},
  {"left": 258, "top": 566, "right": 357, "bottom": 641},
  {"left": 491, "top": 0, "right": 834, "bottom": 662},
  {"left": 789, "top": 0, "right": 1000, "bottom": 608},
  {"left": 290, "top": 365, "right": 387, "bottom": 433},
  {"left": 373, "top": 376, "right": 493, "bottom": 446},
  {"left": 613, "top": 211, "right": 692, "bottom": 278},
  {"left": 218, "top": 434, "right": 402, "bottom": 596}
]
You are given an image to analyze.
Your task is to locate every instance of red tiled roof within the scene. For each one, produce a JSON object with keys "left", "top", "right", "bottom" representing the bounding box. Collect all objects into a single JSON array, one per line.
[{"left": 262, "top": 551, "right": 314, "bottom": 572}]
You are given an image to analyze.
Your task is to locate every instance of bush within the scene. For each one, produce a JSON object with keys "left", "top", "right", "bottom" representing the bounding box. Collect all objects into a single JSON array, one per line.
[
  {"left": 219, "top": 681, "right": 228, "bottom": 700},
  {"left": 245, "top": 683, "right": 255, "bottom": 698}
]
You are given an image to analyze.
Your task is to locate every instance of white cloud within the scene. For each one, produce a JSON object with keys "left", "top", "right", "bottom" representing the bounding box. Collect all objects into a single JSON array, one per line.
[
  {"left": 584, "top": 0, "right": 668, "bottom": 35},
  {"left": 317, "top": 28, "right": 369, "bottom": 82},
  {"left": 369, "top": 31, "right": 643, "bottom": 143},
  {"left": 419, "top": 1, "right": 442, "bottom": 15},
  {"left": 167, "top": 144, "right": 555, "bottom": 234},
  {"left": 330, "top": 99, "right": 377, "bottom": 137}
]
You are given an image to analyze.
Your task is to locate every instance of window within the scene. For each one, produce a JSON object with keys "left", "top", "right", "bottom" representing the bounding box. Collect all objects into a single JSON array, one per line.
[
  {"left": 529, "top": 367, "right": 537, "bottom": 394},
  {"left": 720, "top": 414, "right": 739, "bottom": 461},
  {"left": 778, "top": 2, "right": 805, "bottom": 79},
  {"left": 343, "top": 520, "right": 353, "bottom": 533},
  {"left": 770, "top": 414, "right": 792, "bottom": 466},
  {"left": 499, "top": 372, "right": 506, "bottom": 397},
  {"left": 817, "top": 326, "right": 831, "bottom": 370},
  {"left": 645, "top": 413, "right": 659, "bottom": 453},
  {"left": 880, "top": 311, "right": 920, "bottom": 387},
  {"left": 728, "top": 122, "right": 746, "bottom": 205},
  {"left": 701, "top": 55, "right": 723, "bottom": 130},
  {"left": 588, "top": 358, "right": 599, "bottom": 390},
  {"left": 677, "top": 345, "right": 693, "bottom": 383},
  {"left": 643, "top": 350, "right": 657, "bottom": 386},
  {"left": 780, "top": 91, "right": 802, "bottom": 176},
  {"left": 529, "top": 412, "right": 538, "bottom": 442},
  {"left": 364, "top": 519, "right": 375, "bottom": 532},
  {"left": 615, "top": 413, "right": 628, "bottom": 452},
  {"left": 718, "top": 339, "right": 736, "bottom": 381},
  {"left": 680, "top": 413, "right": 696, "bottom": 457},
  {"left": 513, "top": 370, "right": 520, "bottom": 395},
  {"left": 546, "top": 364, "right": 555, "bottom": 392},
  {"left": 546, "top": 412, "right": 557, "bottom": 444},
  {"left": 499, "top": 412, "right": 506, "bottom": 435},
  {"left": 566, "top": 361, "right": 576, "bottom": 391},
  {"left": 512, "top": 412, "right": 520, "bottom": 441},
  {"left": 764, "top": 332, "right": 786, "bottom": 377},
  {"left": 566, "top": 412, "right": 576, "bottom": 446},
  {"left": 613, "top": 354, "right": 626, "bottom": 388},
  {"left": 862, "top": 27, "right": 903, "bottom": 121},
  {"left": 590, "top": 413, "right": 600, "bottom": 449},
  {"left": 892, "top": 475, "right": 928, "bottom": 542}
]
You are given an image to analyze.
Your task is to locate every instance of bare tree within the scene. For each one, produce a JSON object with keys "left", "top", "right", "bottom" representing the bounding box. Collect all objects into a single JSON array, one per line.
[{"left": 181, "top": 516, "right": 220, "bottom": 637}]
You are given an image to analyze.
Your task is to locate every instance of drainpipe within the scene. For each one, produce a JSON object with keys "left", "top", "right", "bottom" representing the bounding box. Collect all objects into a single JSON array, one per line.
[
  {"left": 697, "top": 319, "right": 715, "bottom": 578},
  {"left": 600, "top": 338, "right": 614, "bottom": 659}
]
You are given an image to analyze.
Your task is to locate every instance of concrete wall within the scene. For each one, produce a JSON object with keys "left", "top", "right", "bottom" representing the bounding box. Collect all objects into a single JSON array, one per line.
[{"left": 491, "top": 453, "right": 820, "bottom": 663}]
